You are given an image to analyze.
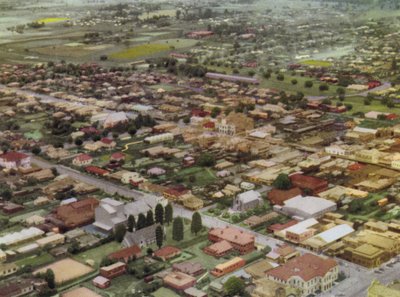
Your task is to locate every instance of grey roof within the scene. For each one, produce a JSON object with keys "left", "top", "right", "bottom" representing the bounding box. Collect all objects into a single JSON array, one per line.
[
  {"left": 237, "top": 190, "right": 262, "bottom": 203},
  {"left": 123, "top": 224, "right": 160, "bottom": 247}
]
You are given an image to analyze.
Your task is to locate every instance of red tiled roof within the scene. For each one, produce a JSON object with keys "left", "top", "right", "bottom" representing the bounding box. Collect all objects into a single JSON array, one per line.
[
  {"left": 266, "top": 253, "right": 337, "bottom": 282},
  {"left": 154, "top": 246, "right": 181, "bottom": 258},
  {"left": 289, "top": 174, "right": 328, "bottom": 192},
  {"left": 0, "top": 151, "right": 29, "bottom": 162},
  {"left": 109, "top": 245, "right": 141, "bottom": 261},
  {"left": 101, "top": 138, "right": 114, "bottom": 144},
  {"left": 268, "top": 187, "right": 302, "bottom": 205},
  {"left": 85, "top": 166, "right": 109, "bottom": 175},
  {"left": 75, "top": 154, "right": 92, "bottom": 162},
  {"left": 111, "top": 152, "right": 125, "bottom": 160},
  {"left": 209, "top": 226, "right": 255, "bottom": 246}
]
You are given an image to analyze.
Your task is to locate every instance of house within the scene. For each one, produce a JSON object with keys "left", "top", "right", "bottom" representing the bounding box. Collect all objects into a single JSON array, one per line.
[
  {"left": 265, "top": 254, "right": 339, "bottom": 296},
  {"left": 103, "top": 112, "right": 128, "bottom": 129},
  {"left": 36, "top": 233, "right": 65, "bottom": 248},
  {"left": 93, "top": 275, "right": 111, "bottom": 289},
  {"left": 85, "top": 166, "right": 110, "bottom": 177},
  {"left": 100, "top": 138, "right": 116, "bottom": 149},
  {"left": 211, "top": 257, "right": 246, "bottom": 277},
  {"left": 72, "top": 154, "right": 93, "bottom": 166},
  {"left": 153, "top": 246, "right": 181, "bottom": 261},
  {"left": 0, "top": 263, "right": 18, "bottom": 277},
  {"left": 0, "top": 151, "right": 30, "bottom": 169},
  {"left": 172, "top": 261, "right": 205, "bottom": 277},
  {"left": 123, "top": 224, "right": 160, "bottom": 247},
  {"left": 232, "top": 190, "right": 263, "bottom": 212},
  {"left": 0, "top": 279, "right": 36, "bottom": 297},
  {"left": 100, "top": 262, "right": 127, "bottom": 279},
  {"left": 206, "top": 227, "right": 255, "bottom": 255},
  {"left": 204, "top": 240, "right": 233, "bottom": 257},
  {"left": 108, "top": 245, "right": 142, "bottom": 263},
  {"left": 275, "top": 195, "right": 337, "bottom": 220},
  {"left": 163, "top": 271, "right": 197, "bottom": 291},
  {"left": 110, "top": 152, "right": 125, "bottom": 162}
]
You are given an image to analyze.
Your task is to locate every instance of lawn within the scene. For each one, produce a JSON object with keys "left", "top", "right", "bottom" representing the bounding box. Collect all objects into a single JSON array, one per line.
[
  {"left": 332, "top": 96, "right": 400, "bottom": 115},
  {"left": 74, "top": 241, "right": 122, "bottom": 268},
  {"left": 111, "top": 44, "right": 171, "bottom": 60},
  {"left": 16, "top": 253, "right": 54, "bottom": 268},
  {"left": 36, "top": 17, "right": 70, "bottom": 24},
  {"left": 300, "top": 60, "right": 333, "bottom": 67},
  {"left": 173, "top": 166, "right": 217, "bottom": 187},
  {"left": 152, "top": 287, "right": 180, "bottom": 297}
]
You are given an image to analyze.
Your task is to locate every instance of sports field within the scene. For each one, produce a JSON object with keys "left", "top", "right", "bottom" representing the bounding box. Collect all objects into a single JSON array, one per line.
[{"left": 36, "top": 17, "right": 70, "bottom": 24}]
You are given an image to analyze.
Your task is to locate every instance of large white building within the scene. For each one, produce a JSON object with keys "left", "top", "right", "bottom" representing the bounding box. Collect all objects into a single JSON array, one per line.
[
  {"left": 144, "top": 133, "right": 174, "bottom": 144},
  {"left": 274, "top": 195, "right": 337, "bottom": 220}
]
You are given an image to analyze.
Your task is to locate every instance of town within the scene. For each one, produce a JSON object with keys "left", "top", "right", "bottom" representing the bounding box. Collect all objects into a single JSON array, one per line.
[{"left": 1, "top": 0, "right": 400, "bottom": 297}]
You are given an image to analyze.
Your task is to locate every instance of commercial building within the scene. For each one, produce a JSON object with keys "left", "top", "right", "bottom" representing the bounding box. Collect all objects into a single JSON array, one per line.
[
  {"left": 289, "top": 174, "right": 328, "bottom": 195},
  {"left": 303, "top": 224, "right": 355, "bottom": 252},
  {"left": 100, "top": 262, "right": 127, "bottom": 279},
  {"left": 211, "top": 257, "right": 246, "bottom": 277},
  {"left": 266, "top": 254, "right": 338, "bottom": 296},
  {"left": 0, "top": 227, "right": 44, "bottom": 247},
  {"left": 276, "top": 218, "right": 319, "bottom": 243}
]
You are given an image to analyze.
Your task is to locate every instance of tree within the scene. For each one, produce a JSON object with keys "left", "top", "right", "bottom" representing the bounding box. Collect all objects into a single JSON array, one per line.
[
  {"left": 319, "top": 84, "right": 329, "bottom": 91},
  {"left": 273, "top": 173, "right": 292, "bottom": 190},
  {"left": 176, "top": 9, "right": 181, "bottom": 20},
  {"left": 137, "top": 213, "right": 147, "bottom": 229},
  {"left": 146, "top": 210, "right": 154, "bottom": 226},
  {"left": 32, "top": 146, "right": 41, "bottom": 155},
  {"left": 291, "top": 79, "right": 298, "bottom": 85},
  {"left": 127, "top": 215, "right": 136, "bottom": 232},
  {"left": 156, "top": 225, "right": 164, "bottom": 248},
  {"left": 191, "top": 212, "right": 202, "bottom": 235},
  {"left": 304, "top": 80, "right": 313, "bottom": 88},
  {"left": 224, "top": 276, "right": 245, "bottom": 296},
  {"left": 68, "top": 240, "right": 80, "bottom": 254},
  {"left": 336, "top": 87, "right": 346, "bottom": 96},
  {"left": 276, "top": 73, "right": 284, "bottom": 81},
  {"left": 211, "top": 107, "right": 221, "bottom": 118},
  {"left": 155, "top": 203, "right": 164, "bottom": 225},
  {"left": 165, "top": 203, "right": 173, "bottom": 225},
  {"left": 45, "top": 269, "right": 56, "bottom": 289},
  {"left": 74, "top": 138, "right": 83, "bottom": 146},
  {"left": 172, "top": 217, "right": 184, "bottom": 241},
  {"left": 197, "top": 153, "right": 216, "bottom": 167},
  {"left": 114, "top": 224, "right": 126, "bottom": 242}
]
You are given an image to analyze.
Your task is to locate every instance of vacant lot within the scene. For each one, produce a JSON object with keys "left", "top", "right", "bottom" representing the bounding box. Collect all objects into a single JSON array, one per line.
[{"left": 34, "top": 258, "right": 94, "bottom": 284}]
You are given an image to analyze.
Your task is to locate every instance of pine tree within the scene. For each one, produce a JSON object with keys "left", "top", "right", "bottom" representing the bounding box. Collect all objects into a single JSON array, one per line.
[
  {"left": 45, "top": 269, "right": 56, "bottom": 289},
  {"left": 146, "top": 210, "right": 154, "bottom": 226},
  {"left": 172, "top": 217, "right": 184, "bottom": 241},
  {"left": 191, "top": 212, "right": 203, "bottom": 235},
  {"left": 155, "top": 203, "right": 164, "bottom": 225},
  {"left": 127, "top": 215, "right": 136, "bottom": 232},
  {"left": 155, "top": 225, "right": 164, "bottom": 248},
  {"left": 114, "top": 224, "right": 126, "bottom": 243},
  {"left": 165, "top": 203, "right": 173, "bottom": 225},
  {"left": 137, "top": 213, "right": 146, "bottom": 230}
]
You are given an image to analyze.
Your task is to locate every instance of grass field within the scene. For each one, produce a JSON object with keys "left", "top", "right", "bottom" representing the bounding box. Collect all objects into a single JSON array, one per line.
[
  {"left": 111, "top": 44, "right": 171, "bottom": 60},
  {"left": 74, "top": 241, "right": 122, "bottom": 268},
  {"left": 332, "top": 96, "right": 400, "bottom": 114},
  {"left": 36, "top": 17, "right": 70, "bottom": 24},
  {"left": 16, "top": 253, "right": 54, "bottom": 268},
  {"left": 300, "top": 59, "right": 333, "bottom": 67},
  {"left": 139, "top": 10, "right": 177, "bottom": 20},
  {"left": 153, "top": 287, "right": 180, "bottom": 297}
]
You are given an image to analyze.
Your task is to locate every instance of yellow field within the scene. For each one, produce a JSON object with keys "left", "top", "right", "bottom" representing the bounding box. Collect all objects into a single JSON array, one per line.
[
  {"left": 139, "top": 9, "right": 177, "bottom": 20},
  {"left": 111, "top": 43, "right": 171, "bottom": 59},
  {"left": 300, "top": 60, "right": 333, "bottom": 67},
  {"left": 36, "top": 17, "right": 70, "bottom": 24}
]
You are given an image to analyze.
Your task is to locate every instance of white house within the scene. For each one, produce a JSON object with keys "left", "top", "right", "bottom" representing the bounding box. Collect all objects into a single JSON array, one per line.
[
  {"left": 0, "top": 152, "right": 31, "bottom": 169},
  {"left": 232, "top": 190, "right": 263, "bottom": 212}
]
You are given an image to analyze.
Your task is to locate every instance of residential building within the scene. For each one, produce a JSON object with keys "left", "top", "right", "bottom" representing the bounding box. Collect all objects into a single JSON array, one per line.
[
  {"left": 172, "top": 261, "right": 205, "bottom": 277},
  {"left": 108, "top": 245, "right": 142, "bottom": 263},
  {"left": 184, "top": 287, "right": 207, "bottom": 297},
  {"left": 244, "top": 259, "right": 275, "bottom": 279},
  {"left": 153, "top": 246, "right": 181, "bottom": 261},
  {"left": 211, "top": 257, "right": 246, "bottom": 277},
  {"left": 207, "top": 226, "right": 255, "bottom": 255},
  {"left": 163, "top": 271, "right": 196, "bottom": 291},
  {"left": 0, "top": 279, "right": 36, "bottom": 297},
  {"left": 266, "top": 244, "right": 300, "bottom": 264},
  {"left": 266, "top": 254, "right": 339, "bottom": 296},
  {"left": 0, "top": 151, "right": 30, "bottom": 169},
  {"left": 0, "top": 263, "right": 18, "bottom": 277},
  {"left": 276, "top": 218, "right": 319, "bottom": 243},
  {"left": 72, "top": 154, "right": 93, "bottom": 166},
  {"left": 100, "top": 262, "right": 127, "bottom": 279},
  {"left": 103, "top": 112, "right": 128, "bottom": 129},
  {"left": 232, "top": 190, "right": 263, "bottom": 212}
]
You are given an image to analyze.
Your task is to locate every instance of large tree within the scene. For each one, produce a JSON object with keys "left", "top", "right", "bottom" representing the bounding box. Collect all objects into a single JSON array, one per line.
[
  {"left": 272, "top": 173, "right": 292, "bottom": 190},
  {"left": 127, "top": 215, "right": 136, "bottom": 232},
  {"left": 114, "top": 224, "right": 126, "bottom": 243},
  {"left": 165, "top": 203, "right": 173, "bottom": 225},
  {"left": 223, "top": 276, "right": 245, "bottom": 296},
  {"left": 137, "top": 213, "right": 147, "bottom": 230},
  {"left": 155, "top": 225, "right": 164, "bottom": 248},
  {"left": 172, "top": 217, "right": 184, "bottom": 241},
  {"left": 191, "top": 212, "right": 202, "bottom": 235},
  {"left": 45, "top": 269, "right": 56, "bottom": 289},
  {"left": 146, "top": 210, "right": 154, "bottom": 226},
  {"left": 155, "top": 203, "right": 164, "bottom": 225}
]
